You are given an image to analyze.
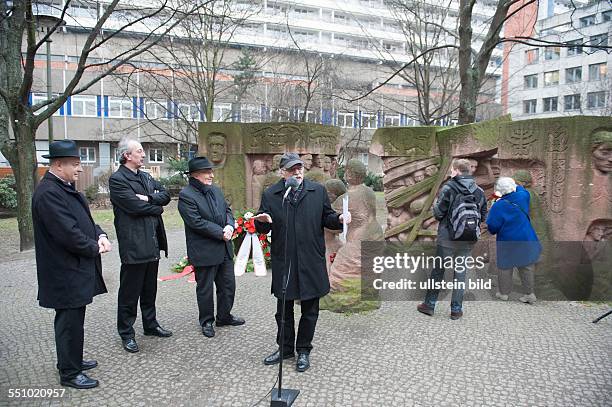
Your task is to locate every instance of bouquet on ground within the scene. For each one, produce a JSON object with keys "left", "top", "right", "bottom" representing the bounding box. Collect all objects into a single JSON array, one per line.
[
  {"left": 232, "top": 209, "right": 271, "bottom": 275},
  {"left": 160, "top": 256, "right": 195, "bottom": 283}
]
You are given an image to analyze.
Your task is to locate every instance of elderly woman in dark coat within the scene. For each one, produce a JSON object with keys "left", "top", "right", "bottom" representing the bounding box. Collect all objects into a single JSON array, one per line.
[{"left": 486, "top": 177, "right": 542, "bottom": 303}]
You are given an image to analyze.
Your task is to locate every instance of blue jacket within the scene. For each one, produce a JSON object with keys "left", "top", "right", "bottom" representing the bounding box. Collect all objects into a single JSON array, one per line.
[{"left": 486, "top": 186, "right": 541, "bottom": 269}]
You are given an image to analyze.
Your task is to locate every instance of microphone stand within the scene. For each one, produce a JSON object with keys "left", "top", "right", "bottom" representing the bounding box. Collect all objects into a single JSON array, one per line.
[{"left": 271, "top": 190, "right": 299, "bottom": 407}]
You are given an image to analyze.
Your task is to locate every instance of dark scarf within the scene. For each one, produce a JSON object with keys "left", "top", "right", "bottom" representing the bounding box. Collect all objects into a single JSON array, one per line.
[
  {"left": 286, "top": 179, "right": 304, "bottom": 204},
  {"left": 189, "top": 177, "right": 224, "bottom": 226}
]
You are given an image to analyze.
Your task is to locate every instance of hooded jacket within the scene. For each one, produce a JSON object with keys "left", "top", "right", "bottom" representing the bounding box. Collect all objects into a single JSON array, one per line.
[{"left": 433, "top": 175, "right": 487, "bottom": 246}]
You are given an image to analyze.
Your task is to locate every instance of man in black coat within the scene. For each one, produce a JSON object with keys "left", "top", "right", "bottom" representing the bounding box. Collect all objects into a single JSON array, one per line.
[
  {"left": 178, "top": 157, "right": 244, "bottom": 338},
  {"left": 109, "top": 138, "right": 172, "bottom": 353},
  {"left": 33, "top": 140, "right": 111, "bottom": 389},
  {"left": 254, "top": 152, "right": 351, "bottom": 372}
]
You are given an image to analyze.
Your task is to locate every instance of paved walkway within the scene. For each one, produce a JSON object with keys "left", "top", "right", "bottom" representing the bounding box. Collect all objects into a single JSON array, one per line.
[{"left": 0, "top": 230, "right": 610, "bottom": 406}]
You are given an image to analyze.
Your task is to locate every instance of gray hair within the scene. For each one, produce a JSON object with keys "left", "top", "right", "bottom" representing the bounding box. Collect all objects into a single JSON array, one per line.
[
  {"left": 495, "top": 177, "right": 517, "bottom": 196},
  {"left": 117, "top": 138, "right": 139, "bottom": 165}
]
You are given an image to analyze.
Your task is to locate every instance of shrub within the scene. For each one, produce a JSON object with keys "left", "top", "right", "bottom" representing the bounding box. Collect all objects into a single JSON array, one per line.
[
  {"left": 84, "top": 184, "right": 99, "bottom": 202},
  {"left": 0, "top": 176, "right": 17, "bottom": 209},
  {"left": 364, "top": 172, "right": 383, "bottom": 192}
]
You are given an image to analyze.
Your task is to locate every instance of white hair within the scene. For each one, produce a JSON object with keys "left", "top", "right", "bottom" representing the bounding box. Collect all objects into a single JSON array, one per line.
[
  {"left": 117, "top": 138, "right": 140, "bottom": 165},
  {"left": 495, "top": 177, "right": 517, "bottom": 196}
]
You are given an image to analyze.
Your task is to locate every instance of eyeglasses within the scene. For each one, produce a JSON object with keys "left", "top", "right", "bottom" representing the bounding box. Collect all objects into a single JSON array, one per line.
[{"left": 284, "top": 165, "right": 304, "bottom": 173}]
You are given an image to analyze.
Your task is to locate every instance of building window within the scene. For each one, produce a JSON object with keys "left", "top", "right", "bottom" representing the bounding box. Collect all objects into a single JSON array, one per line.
[
  {"left": 31, "top": 93, "right": 62, "bottom": 116},
  {"left": 297, "top": 110, "right": 317, "bottom": 123},
  {"left": 544, "top": 47, "right": 560, "bottom": 61},
  {"left": 567, "top": 39, "right": 583, "bottom": 56},
  {"left": 523, "top": 99, "right": 537, "bottom": 114},
  {"left": 589, "top": 63, "right": 607, "bottom": 81},
  {"left": 269, "top": 107, "right": 289, "bottom": 122},
  {"left": 359, "top": 152, "right": 369, "bottom": 166},
  {"left": 213, "top": 103, "right": 232, "bottom": 121},
  {"left": 178, "top": 103, "right": 201, "bottom": 121},
  {"left": 604, "top": 11, "right": 612, "bottom": 22},
  {"left": 149, "top": 148, "right": 163, "bottom": 163},
  {"left": 579, "top": 15, "right": 596, "bottom": 27},
  {"left": 564, "top": 94, "right": 581, "bottom": 111},
  {"left": 543, "top": 70, "right": 559, "bottom": 86},
  {"left": 587, "top": 91, "right": 607, "bottom": 109},
  {"left": 525, "top": 49, "right": 539, "bottom": 65},
  {"left": 337, "top": 111, "right": 354, "bottom": 128},
  {"left": 543, "top": 97, "right": 558, "bottom": 112},
  {"left": 79, "top": 147, "right": 96, "bottom": 163},
  {"left": 565, "top": 67, "right": 582, "bottom": 84},
  {"left": 144, "top": 100, "right": 167, "bottom": 120},
  {"left": 589, "top": 34, "right": 609, "bottom": 52},
  {"left": 384, "top": 115, "right": 400, "bottom": 127},
  {"left": 524, "top": 74, "right": 538, "bottom": 89},
  {"left": 71, "top": 95, "right": 97, "bottom": 117},
  {"left": 360, "top": 112, "right": 377, "bottom": 129},
  {"left": 108, "top": 97, "right": 132, "bottom": 118},
  {"left": 240, "top": 104, "right": 260, "bottom": 123}
]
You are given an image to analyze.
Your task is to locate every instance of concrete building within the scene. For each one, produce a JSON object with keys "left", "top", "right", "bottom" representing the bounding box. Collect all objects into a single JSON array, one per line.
[
  {"left": 505, "top": 0, "right": 610, "bottom": 120},
  {"left": 3, "top": 0, "right": 510, "bottom": 182}
]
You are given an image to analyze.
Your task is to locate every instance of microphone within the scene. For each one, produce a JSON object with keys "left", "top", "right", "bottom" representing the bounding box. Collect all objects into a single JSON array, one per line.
[{"left": 283, "top": 176, "right": 300, "bottom": 201}]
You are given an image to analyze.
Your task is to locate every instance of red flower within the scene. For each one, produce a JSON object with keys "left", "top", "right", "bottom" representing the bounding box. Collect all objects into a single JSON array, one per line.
[
  {"left": 265, "top": 252, "right": 271, "bottom": 258},
  {"left": 246, "top": 225, "right": 256, "bottom": 234},
  {"left": 236, "top": 226, "right": 243, "bottom": 234},
  {"left": 261, "top": 241, "right": 267, "bottom": 249},
  {"left": 259, "top": 234, "right": 267, "bottom": 241},
  {"left": 237, "top": 218, "right": 244, "bottom": 225}
]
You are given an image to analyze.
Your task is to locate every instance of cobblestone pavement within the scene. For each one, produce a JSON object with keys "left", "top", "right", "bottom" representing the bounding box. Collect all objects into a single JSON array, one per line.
[{"left": 0, "top": 230, "right": 610, "bottom": 406}]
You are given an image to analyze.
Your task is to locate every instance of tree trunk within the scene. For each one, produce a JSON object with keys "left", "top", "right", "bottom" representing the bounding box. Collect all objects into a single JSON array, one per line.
[
  {"left": 458, "top": 68, "right": 478, "bottom": 124},
  {"left": 6, "top": 122, "right": 38, "bottom": 251}
]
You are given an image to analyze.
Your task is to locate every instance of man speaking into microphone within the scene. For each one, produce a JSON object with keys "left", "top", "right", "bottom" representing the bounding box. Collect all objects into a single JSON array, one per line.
[{"left": 254, "top": 152, "right": 351, "bottom": 372}]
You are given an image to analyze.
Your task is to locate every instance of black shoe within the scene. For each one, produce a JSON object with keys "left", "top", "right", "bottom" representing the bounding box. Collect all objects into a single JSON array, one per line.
[
  {"left": 122, "top": 338, "right": 139, "bottom": 353},
  {"left": 215, "top": 315, "right": 245, "bottom": 327},
  {"left": 81, "top": 360, "right": 98, "bottom": 371},
  {"left": 202, "top": 322, "right": 215, "bottom": 338},
  {"left": 296, "top": 352, "right": 310, "bottom": 372},
  {"left": 144, "top": 326, "right": 173, "bottom": 337},
  {"left": 60, "top": 373, "right": 99, "bottom": 389},
  {"left": 450, "top": 310, "right": 464, "bottom": 320},
  {"left": 263, "top": 350, "right": 295, "bottom": 366},
  {"left": 417, "top": 303, "right": 434, "bottom": 316}
]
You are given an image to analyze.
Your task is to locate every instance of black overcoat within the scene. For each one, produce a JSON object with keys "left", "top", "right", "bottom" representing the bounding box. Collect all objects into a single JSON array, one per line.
[
  {"left": 109, "top": 165, "right": 170, "bottom": 264},
  {"left": 255, "top": 179, "right": 342, "bottom": 300},
  {"left": 178, "top": 183, "right": 235, "bottom": 267},
  {"left": 33, "top": 172, "right": 108, "bottom": 309}
]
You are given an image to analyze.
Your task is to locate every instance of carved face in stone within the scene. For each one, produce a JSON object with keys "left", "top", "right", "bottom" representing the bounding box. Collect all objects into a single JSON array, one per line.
[
  {"left": 593, "top": 139, "right": 612, "bottom": 175},
  {"left": 208, "top": 133, "right": 226, "bottom": 165},
  {"left": 324, "top": 156, "right": 332, "bottom": 172},
  {"left": 265, "top": 156, "right": 274, "bottom": 171},
  {"left": 413, "top": 170, "right": 425, "bottom": 183},
  {"left": 325, "top": 179, "right": 347, "bottom": 203},
  {"left": 345, "top": 159, "right": 367, "bottom": 186},
  {"left": 467, "top": 159, "right": 478, "bottom": 175},
  {"left": 301, "top": 154, "right": 313, "bottom": 170},
  {"left": 391, "top": 207, "right": 404, "bottom": 217},
  {"left": 272, "top": 154, "right": 283, "bottom": 171},
  {"left": 312, "top": 154, "right": 325, "bottom": 169},
  {"left": 252, "top": 159, "right": 266, "bottom": 176},
  {"left": 425, "top": 165, "right": 438, "bottom": 177}
]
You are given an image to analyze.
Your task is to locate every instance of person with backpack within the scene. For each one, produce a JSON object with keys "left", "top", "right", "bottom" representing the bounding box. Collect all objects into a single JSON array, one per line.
[
  {"left": 417, "top": 158, "right": 487, "bottom": 320},
  {"left": 486, "top": 177, "right": 542, "bottom": 304}
]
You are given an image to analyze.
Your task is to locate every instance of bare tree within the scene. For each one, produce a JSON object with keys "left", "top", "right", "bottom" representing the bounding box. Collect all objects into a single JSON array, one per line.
[
  {"left": 377, "top": 0, "right": 461, "bottom": 125},
  {"left": 0, "top": 0, "right": 207, "bottom": 250}
]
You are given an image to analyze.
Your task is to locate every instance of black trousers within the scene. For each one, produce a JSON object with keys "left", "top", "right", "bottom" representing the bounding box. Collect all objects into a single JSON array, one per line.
[
  {"left": 117, "top": 261, "right": 160, "bottom": 339},
  {"left": 275, "top": 297, "right": 319, "bottom": 355},
  {"left": 194, "top": 257, "right": 236, "bottom": 327},
  {"left": 54, "top": 306, "right": 86, "bottom": 381}
]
